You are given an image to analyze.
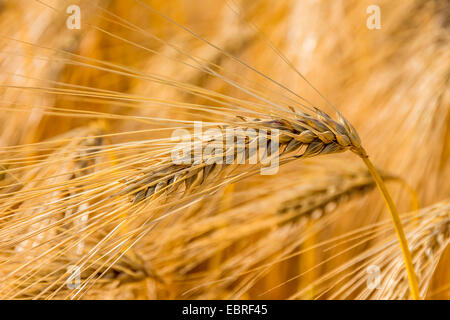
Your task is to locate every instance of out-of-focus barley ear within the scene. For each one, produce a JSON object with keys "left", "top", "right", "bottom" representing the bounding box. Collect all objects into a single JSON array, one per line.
[
  {"left": 291, "top": 199, "right": 449, "bottom": 300},
  {"left": 348, "top": 199, "right": 449, "bottom": 300},
  {"left": 174, "top": 163, "right": 398, "bottom": 299}
]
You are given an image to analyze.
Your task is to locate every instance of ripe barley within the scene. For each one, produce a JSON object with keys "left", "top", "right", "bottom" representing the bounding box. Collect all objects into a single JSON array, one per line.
[{"left": 125, "top": 112, "right": 363, "bottom": 203}]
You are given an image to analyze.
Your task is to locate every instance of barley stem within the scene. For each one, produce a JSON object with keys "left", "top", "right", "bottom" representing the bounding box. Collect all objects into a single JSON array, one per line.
[{"left": 361, "top": 154, "right": 421, "bottom": 300}]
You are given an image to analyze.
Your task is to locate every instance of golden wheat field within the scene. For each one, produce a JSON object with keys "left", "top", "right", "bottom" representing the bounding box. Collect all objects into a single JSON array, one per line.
[{"left": 0, "top": 0, "right": 448, "bottom": 301}]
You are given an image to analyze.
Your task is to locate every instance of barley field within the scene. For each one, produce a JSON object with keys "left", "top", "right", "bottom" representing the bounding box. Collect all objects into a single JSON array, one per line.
[{"left": 0, "top": 0, "right": 448, "bottom": 300}]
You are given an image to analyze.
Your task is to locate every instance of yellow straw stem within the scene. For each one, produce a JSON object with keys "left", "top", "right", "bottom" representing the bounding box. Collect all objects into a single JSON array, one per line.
[{"left": 361, "top": 155, "right": 421, "bottom": 300}]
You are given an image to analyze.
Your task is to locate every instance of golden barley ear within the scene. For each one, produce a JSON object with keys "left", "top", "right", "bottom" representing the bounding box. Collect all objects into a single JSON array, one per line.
[{"left": 126, "top": 111, "right": 361, "bottom": 204}]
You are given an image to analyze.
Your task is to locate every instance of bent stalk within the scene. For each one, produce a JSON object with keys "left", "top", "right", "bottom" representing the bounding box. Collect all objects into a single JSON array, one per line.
[{"left": 360, "top": 153, "right": 421, "bottom": 300}]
